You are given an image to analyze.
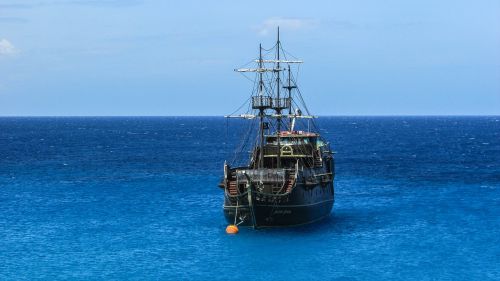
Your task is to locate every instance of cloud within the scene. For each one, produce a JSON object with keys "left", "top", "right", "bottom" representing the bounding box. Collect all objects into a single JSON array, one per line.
[
  {"left": 0, "top": 39, "right": 19, "bottom": 56},
  {"left": 322, "top": 18, "right": 423, "bottom": 30},
  {"left": 256, "top": 17, "right": 319, "bottom": 36}
]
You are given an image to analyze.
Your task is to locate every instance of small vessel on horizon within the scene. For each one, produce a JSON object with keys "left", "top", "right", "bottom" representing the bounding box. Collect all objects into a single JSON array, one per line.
[{"left": 219, "top": 28, "right": 335, "bottom": 228}]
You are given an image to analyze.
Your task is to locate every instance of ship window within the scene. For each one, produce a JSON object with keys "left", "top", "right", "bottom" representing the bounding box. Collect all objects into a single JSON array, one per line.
[
  {"left": 316, "top": 139, "right": 323, "bottom": 148},
  {"left": 268, "top": 137, "right": 312, "bottom": 145},
  {"left": 266, "top": 137, "right": 277, "bottom": 144}
]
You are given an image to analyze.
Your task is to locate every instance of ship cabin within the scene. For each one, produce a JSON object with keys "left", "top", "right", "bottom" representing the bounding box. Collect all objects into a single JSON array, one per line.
[{"left": 252, "top": 130, "right": 325, "bottom": 169}]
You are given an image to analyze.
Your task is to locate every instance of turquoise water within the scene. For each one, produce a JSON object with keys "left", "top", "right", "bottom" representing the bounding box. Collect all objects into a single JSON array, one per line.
[{"left": 0, "top": 117, "right": 499, "bottom": 280}]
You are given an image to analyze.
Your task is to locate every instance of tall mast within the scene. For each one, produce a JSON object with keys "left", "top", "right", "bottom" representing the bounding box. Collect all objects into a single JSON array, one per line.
[
  {"left": 259, "top": 44, "right": 263, "bottom": 96},
  {"left": 229, "top": 29, "right": 305, "bottom": 168},
  {"left": 287, "top": 66, "right": 292, "bottom": 115},
  {"left": 284, "top": 65, "right": 296, "bottom": 130},
  {"left": 258, "top": 44, "right": 264, "bottom": 169},
  {"left": 276, "top": 27, "right": 281, "bottom": 169}
]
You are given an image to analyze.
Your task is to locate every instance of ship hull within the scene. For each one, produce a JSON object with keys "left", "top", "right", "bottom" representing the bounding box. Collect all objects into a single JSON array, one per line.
[{"left": 223, "top": 181, "right": 334, "bottom": 227}]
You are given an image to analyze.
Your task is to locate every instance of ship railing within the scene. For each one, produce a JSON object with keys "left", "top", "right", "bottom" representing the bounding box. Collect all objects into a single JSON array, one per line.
[
  {"left": 252, "top": 96, "right": 272, "bottom": 109},
  {"left": 225, "top": 166, "right": 299, "bottom": 198},
  {"left": 272, "top": 98, "right": 291, "bottom": 110},
  {"left": 235, "top": 168, "right": 288, "bottom": 183},
  {"left": 263, "top": 144, "right": 314, "bottom": 158}
]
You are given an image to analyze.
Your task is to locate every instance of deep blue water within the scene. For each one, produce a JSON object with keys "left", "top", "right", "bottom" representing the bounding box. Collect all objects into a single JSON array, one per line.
[{"left": 0, "top": 116, "right": 499, "bottom": 280}]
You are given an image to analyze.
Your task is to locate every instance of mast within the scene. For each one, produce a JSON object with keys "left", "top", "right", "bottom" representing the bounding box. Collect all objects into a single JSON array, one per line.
[
  {"left": 276, "top": 27, "right": 281, "bottom": 169},
  {"left": 283, "top": 65, "right": 296, "bottom": 130},
  {"left": 228, "top": 29, "right": 307, "bottom": 169},
  {"left": 258, "top": 44, "right": 264, "bottom": 169}
]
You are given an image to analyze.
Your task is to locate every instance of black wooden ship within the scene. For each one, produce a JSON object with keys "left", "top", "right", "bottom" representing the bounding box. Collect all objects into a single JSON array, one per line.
[{"left": 219, "top": 29, "right": 335, "bottom": 228}]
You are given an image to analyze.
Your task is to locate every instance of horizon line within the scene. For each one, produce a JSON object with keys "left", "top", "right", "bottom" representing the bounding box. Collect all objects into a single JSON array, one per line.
[{"left": 0, "top": 114, "right": 499, "bottom": 118}]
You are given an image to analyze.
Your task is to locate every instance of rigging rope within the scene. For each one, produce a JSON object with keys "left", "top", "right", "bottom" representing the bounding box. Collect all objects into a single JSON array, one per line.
[{"left": 227, "top": 40, "right": 329, "bottom": 166}]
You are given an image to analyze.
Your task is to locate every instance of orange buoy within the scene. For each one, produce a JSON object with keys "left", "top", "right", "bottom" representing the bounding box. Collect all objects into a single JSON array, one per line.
[{"left": 226, "top": 224, "right": 239, "bottom": 234}]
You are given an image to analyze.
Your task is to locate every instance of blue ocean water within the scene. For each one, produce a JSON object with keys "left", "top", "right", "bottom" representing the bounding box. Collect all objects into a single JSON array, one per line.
[{"left": 0, "top": 116, "right": 499, "bottom": 280}]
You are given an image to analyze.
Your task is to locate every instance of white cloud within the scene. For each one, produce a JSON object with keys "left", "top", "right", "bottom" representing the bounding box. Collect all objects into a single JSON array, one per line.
[
  {"left": 256, "top": 17, "right": 319, "bottom": 36},
  {"left": 0, "top": 39, "right": 19, "bottom": 56}
]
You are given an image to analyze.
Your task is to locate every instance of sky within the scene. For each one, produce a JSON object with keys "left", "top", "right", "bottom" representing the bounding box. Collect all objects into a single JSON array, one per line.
[{"left": 0, "top": 0, "right": 499, "bottom": 116}]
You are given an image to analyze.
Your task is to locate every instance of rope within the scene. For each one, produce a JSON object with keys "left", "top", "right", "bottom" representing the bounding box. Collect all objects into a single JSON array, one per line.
[
  {"left": 225, "top": 37, "right": 331, "bottom": 197},
  {"left": 233, "top": 199, "right": 238, "bottom": 225}
]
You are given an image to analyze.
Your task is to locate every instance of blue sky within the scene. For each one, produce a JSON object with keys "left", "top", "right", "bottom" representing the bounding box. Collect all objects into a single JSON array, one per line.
[{"left": 0, "top": 0, "right": 499, "bottom": 116}]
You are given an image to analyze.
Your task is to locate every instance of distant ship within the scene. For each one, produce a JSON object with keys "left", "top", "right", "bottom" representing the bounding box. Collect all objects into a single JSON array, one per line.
[{"left": 219, "top": 28, "right": 335, "bottom": 228}]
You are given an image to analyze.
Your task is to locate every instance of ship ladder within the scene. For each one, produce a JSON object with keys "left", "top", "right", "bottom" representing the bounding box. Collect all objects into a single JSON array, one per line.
[
  {"left": 313, "top": 151, "right": 323, "bottom": 167},
  {"left": 228, "top": 181, "right": 238, "bottom": 195},
  {"left": 233, "top": 199, "right": 245, "bottom": 226},
  {"left": 286, "top": 177, "right": 295, "bottom": 193},
  {"left": 242, "top": 172, "right": 258, "bottom": 229}
]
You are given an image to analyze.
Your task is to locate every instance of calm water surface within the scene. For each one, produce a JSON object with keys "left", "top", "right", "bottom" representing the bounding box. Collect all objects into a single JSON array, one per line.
[{"left": 0, "top": 116, "right": 499, "bottom": 280}]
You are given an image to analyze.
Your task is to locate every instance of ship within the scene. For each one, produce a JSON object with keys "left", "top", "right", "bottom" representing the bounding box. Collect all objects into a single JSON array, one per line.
[{"left": 219, "top": 28, "right": 335, "bottom": 228}]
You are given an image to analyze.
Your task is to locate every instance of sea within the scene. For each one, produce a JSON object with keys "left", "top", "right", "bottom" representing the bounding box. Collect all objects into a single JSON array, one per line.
[{"left": 0, "top": 116, "right": 499, "bottom": 280}]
